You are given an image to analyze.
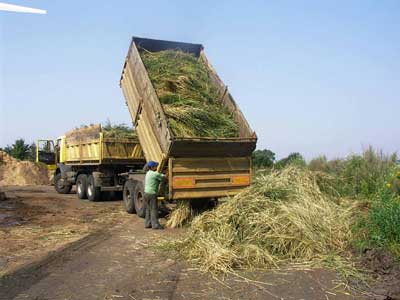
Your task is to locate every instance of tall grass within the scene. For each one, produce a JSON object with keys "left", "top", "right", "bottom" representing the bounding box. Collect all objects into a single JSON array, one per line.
[
  {"left": 308, "top": 147, "right": 398, "bottom": 198},
  {"left": 354, "top": 169, "right": 400, "bottom": 257}
]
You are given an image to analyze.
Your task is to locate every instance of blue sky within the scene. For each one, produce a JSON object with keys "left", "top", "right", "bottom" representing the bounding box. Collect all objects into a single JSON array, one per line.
[{"left": 1, "top": 0, "right": 399, "bottom": 160}]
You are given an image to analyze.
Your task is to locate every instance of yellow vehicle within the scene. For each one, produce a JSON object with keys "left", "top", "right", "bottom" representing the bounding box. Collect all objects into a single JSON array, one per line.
[
  {"left": 37, "top": 125, "right": 146, "bottom": 200},
  {"left": 38, "top": 37, "right": 257, "bottom": 218},
  {"left": 119, "top": 37, "right": 257, "bottom": 215},
  {"left": 36, "top": 139, "right": 58, "bottom": 171}
]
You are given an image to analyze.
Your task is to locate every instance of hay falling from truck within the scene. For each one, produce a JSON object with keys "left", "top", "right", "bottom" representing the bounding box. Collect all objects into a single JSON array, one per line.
[
  {"left": 165, "top": 167, "right": 354, "bottom": 274},
  {"left": 141, "top": 50, "right": 240, "bottom": 138}
]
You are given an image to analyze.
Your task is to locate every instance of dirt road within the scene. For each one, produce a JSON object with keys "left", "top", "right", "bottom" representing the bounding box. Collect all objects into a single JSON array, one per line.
[{"left": 0, "top": 186, "right": 366, "bottom": 300}]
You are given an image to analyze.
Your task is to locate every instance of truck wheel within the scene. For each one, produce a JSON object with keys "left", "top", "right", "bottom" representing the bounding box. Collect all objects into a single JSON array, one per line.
[
  {"left": 54, "top": 173, "right": 72, "bottom": 194},
  {"left": 76, "top": 174, "right": 88, "bottom": 199},
  {"left": 134, "top": 182, "right": 145, "bottom": 218},
  {"left": 123, "top": 180, "right": 136, "bottom": 214},
  {"left": 87, "top": 175, "right": 101, "bottom": 201}
]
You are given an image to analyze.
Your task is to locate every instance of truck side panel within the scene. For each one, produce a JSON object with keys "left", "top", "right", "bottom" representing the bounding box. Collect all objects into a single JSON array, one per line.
[
  {"left": 200, "top": 52, "right": 255, "bottom": 138},
  {"left": 64, "top": 126, "right": 144, "bottom": 165},
  {"left": 120, "top": 40, "right": 172, "bottom": 166},
  {"left": 169, "top": 157, "right": 252, "bottom": 199},
  {"left": 65, "top": 138, "right": 101, "bottom": 164}
]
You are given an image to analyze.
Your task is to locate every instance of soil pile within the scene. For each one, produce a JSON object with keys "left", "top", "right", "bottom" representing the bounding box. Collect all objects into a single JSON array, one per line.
[
  {"left": 360, "top": 249, "right": 400, "bottom": 300},
  {"left": 0, "top": 151, "right": 50, "bottom": 186},
  {"left": 141, "top": 50, "right": 240, "bottom": 138}
]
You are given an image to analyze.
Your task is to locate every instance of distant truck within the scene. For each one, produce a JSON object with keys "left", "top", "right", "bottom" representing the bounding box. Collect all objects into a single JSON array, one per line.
[{"left": 37, "top": 124, "right": 146, "bottom": 201}]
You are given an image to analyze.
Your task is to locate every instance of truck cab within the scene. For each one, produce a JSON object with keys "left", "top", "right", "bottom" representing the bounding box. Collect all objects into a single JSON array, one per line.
[{"left": 36, "top": 136, "right": 66, "bottom": 169}]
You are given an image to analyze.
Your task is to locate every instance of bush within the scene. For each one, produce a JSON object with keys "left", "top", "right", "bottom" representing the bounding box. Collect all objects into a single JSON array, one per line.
[
  {"left": 4, "top": 139, "right": 33, "bottom": 161},
  {"left": 252, "top": 149, "right": 275, "bottom": 169},
  {"left": 275, "top": 152, "right": 306, "bottom": 169},
  {"left": 308, "top": 147, "right": 398, "bottom": 198},
  {"left": 355, "top": 173, "right": 400, "bottom": 257}
]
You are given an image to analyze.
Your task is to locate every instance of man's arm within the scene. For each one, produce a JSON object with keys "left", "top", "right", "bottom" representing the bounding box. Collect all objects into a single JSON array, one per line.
[{"left": 156, "top": 172, "right": 166, "bottom": 181}]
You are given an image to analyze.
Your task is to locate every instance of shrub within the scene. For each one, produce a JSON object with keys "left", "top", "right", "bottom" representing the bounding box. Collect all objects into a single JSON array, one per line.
[
  {"left": 275, "top": 152, "right": 306, "bottom": 169},
  {"left": 252, "top": 149, "right": 275, "bottom": 169},
  {"left": 4, "top": 139, "right": 32, "bottom": 161},
  {"left": 308, "top": 147, "right": 398, "bottom": 198},
  {"left": 355, "top": 175, "right": 400, "bottom": 257}
]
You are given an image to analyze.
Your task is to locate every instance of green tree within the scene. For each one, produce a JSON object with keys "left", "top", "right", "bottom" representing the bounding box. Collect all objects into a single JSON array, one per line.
[
  {"left": 28, "top": 142, "right": 36, "bottom": 161},
  {"left": 4, "top": 139, "right": 31, "bottom": 160},
  {"left": 275, "top": 152, "right": 306, "bottom": 169},
  {"left": 252, "top": 149, "right": 275, "bottom": 168}
]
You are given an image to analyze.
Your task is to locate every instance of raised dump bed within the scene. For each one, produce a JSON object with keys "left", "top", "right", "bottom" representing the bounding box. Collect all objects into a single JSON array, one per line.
[{"left": 120, "top": 37, "right": 257, "bottom": 200}]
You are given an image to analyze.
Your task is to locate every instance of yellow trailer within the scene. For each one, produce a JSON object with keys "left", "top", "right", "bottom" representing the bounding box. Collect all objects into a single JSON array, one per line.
[{"left": 119, "top": 37, "right": 257, "bottom": 214}]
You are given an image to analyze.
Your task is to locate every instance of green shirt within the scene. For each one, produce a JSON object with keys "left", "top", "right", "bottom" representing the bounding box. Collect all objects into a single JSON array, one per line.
[{"left": 144, "top": 170, "right": 165, "bottom": 194}]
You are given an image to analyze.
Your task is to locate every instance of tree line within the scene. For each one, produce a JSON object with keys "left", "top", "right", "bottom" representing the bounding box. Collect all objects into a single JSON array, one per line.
[
  {"left": 0, "top": 139, "right": 36, "bottom": 161},
  {"left": 252, "top": 149, "right": 305, "bottom": 169}
]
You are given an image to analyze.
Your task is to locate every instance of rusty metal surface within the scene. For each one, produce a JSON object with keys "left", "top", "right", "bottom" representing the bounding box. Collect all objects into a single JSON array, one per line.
[
  {"left": 169, "top": 138, "right": 256, "bottom": 157},
  {"left": 169, "top": 157, "right": 251, "bottom": 199}
]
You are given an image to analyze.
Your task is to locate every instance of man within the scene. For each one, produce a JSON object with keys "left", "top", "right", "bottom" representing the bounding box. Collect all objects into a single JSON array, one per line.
[{"left": 144, "top": 161, "right": 166, "bottom": 229}]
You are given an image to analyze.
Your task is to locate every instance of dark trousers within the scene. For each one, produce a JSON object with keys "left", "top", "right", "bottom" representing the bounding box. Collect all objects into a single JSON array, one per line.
[{"left": 144, "top": 193, "right": 160, "bottom": 228}]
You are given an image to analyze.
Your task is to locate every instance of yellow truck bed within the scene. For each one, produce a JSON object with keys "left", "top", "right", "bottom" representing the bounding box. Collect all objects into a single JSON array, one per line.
[
  {"left": 64, "top": 125, "right": 144, "bottom": 165},
  {"left": 120, "top": 37, "right": 257, "bottom": 200}
]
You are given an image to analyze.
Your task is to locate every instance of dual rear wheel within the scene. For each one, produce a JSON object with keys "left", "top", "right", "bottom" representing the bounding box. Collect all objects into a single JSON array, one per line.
[
  {"left": 54, "top": 173, "right": 72, "bottom": 194},
  {"left": 123, "top": 180, "right": 145, "bottom": 218},
  {"left": 76, "top": 174, "right": 101, "bottom": 201}
]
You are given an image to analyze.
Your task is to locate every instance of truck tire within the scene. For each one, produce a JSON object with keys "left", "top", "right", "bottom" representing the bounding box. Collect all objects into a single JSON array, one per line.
[
  {"left": 123, "top": 180, "right": 136, "bottom": 214},
  {"left": 76, "top": 174, "right": 88, "bottom": 199},
  {"left": 87, "top": 175, "right": 101, "bottom": 201},
  {"left": 54, "top": 173, "right": 72, "bottom": 194},
  {"left": 134, "top": 182, "right": 145, "bottom": 218}
]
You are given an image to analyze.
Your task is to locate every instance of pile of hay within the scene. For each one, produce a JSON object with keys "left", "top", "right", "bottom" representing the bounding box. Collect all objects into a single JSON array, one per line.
[
  {"left": 169, "top": 167, "right": 354, "bottom": 273},
  {"left": 102, "top": 124, "right": 137, "bottom": 139},
  {"left": 0, "top": 151, "right": 50, "bottom": 186},
  {"left": 141, "top": 50, "right": 240, "bottom": 138},
  {"left": 166, "top": 201, "right": 194, "bottom": 229}
]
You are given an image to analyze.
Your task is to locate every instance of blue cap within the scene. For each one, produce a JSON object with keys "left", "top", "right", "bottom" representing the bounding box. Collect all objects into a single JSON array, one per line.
[{"left": 147, "top": 161, "right": 159, "bottom": 168}]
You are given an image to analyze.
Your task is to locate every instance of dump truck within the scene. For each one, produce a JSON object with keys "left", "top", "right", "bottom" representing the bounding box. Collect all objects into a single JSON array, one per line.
[
  {"left": 37, "top": 125, "right": 146, "bottom": 201},
  {"left": 38, "top": 37, "right": 257, "bottom": 215},
  {"left": 119, "top": 37, "right": 257, "bottom": 215}
]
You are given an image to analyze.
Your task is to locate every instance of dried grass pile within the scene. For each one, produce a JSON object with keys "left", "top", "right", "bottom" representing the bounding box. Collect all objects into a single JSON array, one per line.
[
  {"left": 141, "top": 50, "right": 239, "bottom": 138},
  {"left": 102, "top": 123, "right": 137, "bottom": 139},
  {"left": 170, "top": 167, "right": 354, "bottom": 273},
  {"left": 166, "top": 201, "right": 194, "bottom": 228}
]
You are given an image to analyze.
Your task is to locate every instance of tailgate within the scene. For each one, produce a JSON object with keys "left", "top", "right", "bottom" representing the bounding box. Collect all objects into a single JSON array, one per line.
[{"left": 169, "top": 157, "right": 252, "bottom": 200}]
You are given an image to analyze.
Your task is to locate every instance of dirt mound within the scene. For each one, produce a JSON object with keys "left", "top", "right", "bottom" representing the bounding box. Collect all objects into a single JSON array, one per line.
[
  {"left": 0, "top": 151, "right": 50, "bottom": 186},
  {"left": 361, "top": 249, "right": 400, "bottom": 300}
]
